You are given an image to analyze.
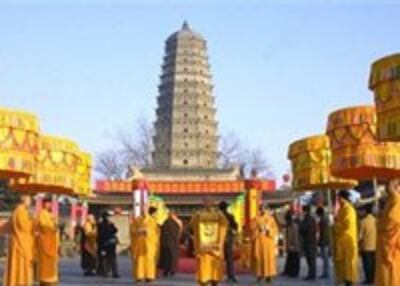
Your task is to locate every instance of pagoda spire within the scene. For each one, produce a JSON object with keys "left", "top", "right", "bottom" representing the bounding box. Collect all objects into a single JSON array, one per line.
[{"left": 182, "top": 20, "right": 190, "bottom": 30}]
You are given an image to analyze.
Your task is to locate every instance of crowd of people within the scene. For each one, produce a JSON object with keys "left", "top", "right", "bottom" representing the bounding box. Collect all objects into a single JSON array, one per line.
[{"left": 1, "top": 178, "right": 400, "bottom": 286}]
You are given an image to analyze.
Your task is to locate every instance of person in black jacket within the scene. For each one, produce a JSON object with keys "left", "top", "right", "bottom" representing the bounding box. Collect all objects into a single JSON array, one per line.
[
  {"left": 97, "top": 212, "right": 120, "bottom": 278},
  {"left": 282, "top": 210, "right": 300, "bottom": 278},
  {"left": 300, "top": 205, "right": 317, "bottom": 281},
  {"left": 219, "top": 201, "right": 239, "bottom": 283},
  {"left": 316, "top": 207, "right": 330, "bottom": 279},
  {"left": 159, "top": 211, "right": 182, "bottom": 277}
]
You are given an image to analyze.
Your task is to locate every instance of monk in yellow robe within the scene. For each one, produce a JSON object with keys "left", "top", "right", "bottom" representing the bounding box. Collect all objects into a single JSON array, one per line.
[
  {"left": 81, "top": 214, "right": 97, "bottom": 276},
  {"left": 251, "top": 204, "right": 278, "bottom": 283},
  {"left": 3, "top": 195, "right": 35, "bottom": 286},
  {"left": 334, "top": 190, "right": 358, "bottom": 286},
  {"left": 375, "top": 178, "right": 400, "bottom": 286},
  {"left": 189, "top": 197, "right": 228, "bottom": 286},
  {"left": 36, "top": 197, "right": 59, "bottom": 286},
  {"left": 130, "top": 206, "right": 160, "bottom": 283}
]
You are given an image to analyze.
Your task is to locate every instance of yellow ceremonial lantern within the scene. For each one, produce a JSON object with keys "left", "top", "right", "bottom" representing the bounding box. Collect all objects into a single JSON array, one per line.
[
  {"left": 74, "top": 152, "right": 92, "bottom": 197},
  {"left": 369, "top": 53, "right": 400, "bottom": 141},
  {"left": 327, "top": 105, "right": 400, "bottom": 180},
  {"left": 149, "top": 195, "right": 168, "bottom": 225},
  {"left": 288, "top": 135, "right": 356, "bottom": 191},
  {"left": 11, "top": 135, "right": 80, "bottom": 194},
  {"left": 228, "top": 195, "right": 244, "bottom": 233},
  {"left": 0, "top": 108, "right": 40, "bottom": 179}
]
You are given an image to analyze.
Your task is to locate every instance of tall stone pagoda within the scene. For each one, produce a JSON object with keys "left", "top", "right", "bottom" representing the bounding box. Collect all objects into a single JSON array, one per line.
[
  {"left": 153, "top": 21, "right": 218, "bottom": 170},
  {"left": 93, "top": 22, "right": 276, "bottom": 222}
]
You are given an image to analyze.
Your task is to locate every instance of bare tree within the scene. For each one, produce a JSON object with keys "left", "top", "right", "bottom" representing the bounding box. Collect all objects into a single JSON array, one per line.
[
  {"left": 218, "top": 131, "right": 274, "bottom": 179},
  {"left": 95, "top": 117, "right": 154, "bottom": 180},
  {"left": 117, "top": 116, "right": 153, "bottom": 168},
  {"left": 243, "top": 148, "right": 274, "bottom": 179},
  {"left": 95, "top": 150, "right": 127, "bottom": 180},
  {"left": 218, "top": 131, "right": 248, "bottom": 168},
  {"left": 96, "top": 120, "right": 274, "bottom": 180}
]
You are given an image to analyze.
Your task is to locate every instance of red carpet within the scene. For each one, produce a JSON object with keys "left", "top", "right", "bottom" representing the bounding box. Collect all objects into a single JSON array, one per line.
[
  {"left": 178, "top": 257, "right": 197, "bottom": 273},
  {"left": 177, "top": 257, "right": 250, "bottom": 274}
]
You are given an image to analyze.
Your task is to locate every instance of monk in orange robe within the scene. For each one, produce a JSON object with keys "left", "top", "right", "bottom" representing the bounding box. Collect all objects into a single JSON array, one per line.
[
  {"left": 36, "top": 197, "right": 59, "bottom": 286},
  {"left": 251, "top": 204, "right": 278, "bottom": 283},
  {"left": 189, "top": 197, "right": 228, "bottom": 286},
  {"left": 375, "top": 178, "right": 400, "bottom": 286},
  {"left": 3, "top": 195, "right": 35, "bottom": 286}
]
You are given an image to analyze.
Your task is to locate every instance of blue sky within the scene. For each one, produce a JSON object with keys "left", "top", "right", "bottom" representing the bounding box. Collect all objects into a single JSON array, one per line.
[{"left": 0, "top": 1, "right": 399, "bottom": 183}]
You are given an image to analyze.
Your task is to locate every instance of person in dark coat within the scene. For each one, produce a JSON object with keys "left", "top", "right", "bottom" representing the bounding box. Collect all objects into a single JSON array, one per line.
[
  {"left": 160, "top": 211, "right": 182, "bottom": 277},
  {"left": 219, "top": 201, "right": 238, "bottom": 283},
  {"left": 316, "top": 207, "right": 330, "bottom": 279},
  {"left": 97, "top": 212, "right": 119, "bottom": 278},
  {"left": 299, "top": 205, "right": 317, "bottom": 281},
  {"left": 283, "top": 211, "right": 300, "bottom": 278}
]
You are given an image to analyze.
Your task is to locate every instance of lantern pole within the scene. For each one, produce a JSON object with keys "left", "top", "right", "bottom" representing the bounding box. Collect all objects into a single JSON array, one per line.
[
  {"left": 372, "top": 177, "right": 379, "bottom": 213},
  {"left": 326, "top": 188, "right": 338, "bottom": 286}
]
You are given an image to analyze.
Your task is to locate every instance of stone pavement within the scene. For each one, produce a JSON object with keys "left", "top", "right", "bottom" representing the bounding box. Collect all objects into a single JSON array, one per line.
[
  {"left": 57, "top": 256, "right": 337, "bottom": 286},
  {"left": 0, "top": 256, "right": 365, "bottom": 285}
]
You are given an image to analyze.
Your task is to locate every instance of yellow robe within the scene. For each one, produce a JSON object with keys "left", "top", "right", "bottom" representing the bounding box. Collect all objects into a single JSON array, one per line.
[
  {"left": 240, "top": 236, "right": 252, "bottom": 270},
  {"left": 375, "top": 191, "right": 400, "bottom": 286},
  {"left": 130, "top": 215, "right": 159, "bottom": 281},
  {"left": 3, "top": 204, "right": 34, "bottom": 286},
  {"left": 83, "top": 221, "right": 97, "bottom": 256},
  {"left": 251, "top": 212, "right": 278, "bottom": 278},
  {"left": 189, "top": 208, "right": 228, "bottom": 284},
  {"left": 36, "top": 209, "right": 59, "bottom": 284},
  {"left": 334, "top": 200, "right": 358, "bottom": 283}
]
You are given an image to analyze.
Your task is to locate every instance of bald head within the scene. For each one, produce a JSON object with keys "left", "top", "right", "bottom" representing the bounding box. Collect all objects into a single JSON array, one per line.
[
  {"left": 388, "top": 178, "right": 400, "bottom": 196},
  {"left": 202, "top": 196, "right": 215, "bottom": 210},
  {"left": 87, "top": 214, "right": 96, "bottom": 223},
  {"left": 20, "top": 195, "right": 31, "bottom": 207}
]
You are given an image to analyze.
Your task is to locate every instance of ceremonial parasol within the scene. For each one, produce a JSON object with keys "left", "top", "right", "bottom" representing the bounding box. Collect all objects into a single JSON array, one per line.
[
  {"left": 10, "top": 135, "right": 80, "bottom": 195},
  {"left": 369, "top": 53, "right": 400, "bottom": 141},
  {"left": 288, "top": 134, "right": 356, "bottom": 192},
  {"left": 74, "top": 151, "right": 92, "bottom": 198},
  {"left": 0, "top": 108, "right": 40, "bottom": 179},
  {"left": 327, "top": 105, "right": 400, "bottom": 203}
]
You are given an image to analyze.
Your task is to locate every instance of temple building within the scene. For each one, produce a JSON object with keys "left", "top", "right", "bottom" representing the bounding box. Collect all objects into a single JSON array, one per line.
[{"left": 91, "top": 22, "right": 276, "bottom": 224}]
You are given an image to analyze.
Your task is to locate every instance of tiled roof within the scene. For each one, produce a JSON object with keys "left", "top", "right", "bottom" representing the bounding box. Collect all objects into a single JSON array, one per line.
[{"left": 95, "top": 179, "right": 276, "bottom": 194}]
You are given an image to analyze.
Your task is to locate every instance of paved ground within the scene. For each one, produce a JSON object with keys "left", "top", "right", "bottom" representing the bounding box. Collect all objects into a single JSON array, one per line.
[
  {"left": 0, "top": 257, "right": 333, "bottom": 286},
  {"left": 0, "top": 256, "right": 362, "bottom": 285}
]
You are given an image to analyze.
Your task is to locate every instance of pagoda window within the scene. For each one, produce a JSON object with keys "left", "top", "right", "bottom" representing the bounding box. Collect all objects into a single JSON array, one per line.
[
  {"left": 184, "top": 128, "right": 189, "bottom": 133},
  {"left": 183, "top": 159, "right": 188, "bottom": 165}
]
